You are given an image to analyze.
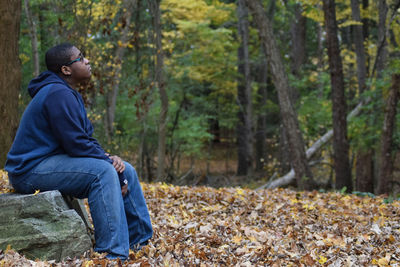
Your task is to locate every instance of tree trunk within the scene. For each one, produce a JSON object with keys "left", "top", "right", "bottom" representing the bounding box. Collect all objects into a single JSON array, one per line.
[
  {"left": 351, "top": 0, "right": 374, "bottom": 192},
  {"left": 236, "top": 0, "right": 253, "bottom": 176},
  {"left": 24, "top": 0, "right": 40, "bottom": 77},
  {"left": 105, "top": 0, "right": 136, "bottom": 139},
  {"left": 317, "top": 9, "right": 325, "bottom": 97},
  {"left": 377, "top": 74, "right": 400, "bottom": 194},
  {"left": 290, "top": 3, "right": 306, "bottom": 76},
  {"left": 355, "top": 151, "right": 374, "bottom": 192},
  {"left": 0, "top": 0, "right": 22, "bottom": 166},
  {"left": 362, "top": 0, "right": 370, "bottom": 72},
  {"left": 351, "top": 0, "right": 367, "bottom": 93},
  {"left": 279, "top": 124, "right": 291, "bottom": 173},
  {"left": 254, "top": 56, "right": 268, "bottom": 172},
  {"left": 323, "top": 0, "right": 352, "bottom": 192},
  {"left": 245, "top": 0, "right": 315, "bottom": 190},
  {"left": 149, "top": 0, "right": 168, "bottom": 180},
  {"left": 375, "top": 0, "right": 388, "bottom": 78},
  {"left": 38, "top": 3, "right": 50, "bottom": 67}
]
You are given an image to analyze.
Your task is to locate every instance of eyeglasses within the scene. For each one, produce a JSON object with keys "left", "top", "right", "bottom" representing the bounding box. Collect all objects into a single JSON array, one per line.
[{"left": 64, "top": 53, "right": 85, "bottom": 66}]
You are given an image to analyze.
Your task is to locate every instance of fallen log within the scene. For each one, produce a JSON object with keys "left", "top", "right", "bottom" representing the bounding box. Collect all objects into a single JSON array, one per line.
[{"left": 258, "top": 100, "right": 366, "bottom": 190}]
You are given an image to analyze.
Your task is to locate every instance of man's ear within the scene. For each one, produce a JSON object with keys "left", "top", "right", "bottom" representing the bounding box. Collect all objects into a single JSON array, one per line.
[{"left": 61, "top": 65, "right": 72, "bottom": 76}]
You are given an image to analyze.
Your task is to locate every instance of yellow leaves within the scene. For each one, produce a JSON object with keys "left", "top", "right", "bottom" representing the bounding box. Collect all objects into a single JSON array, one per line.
[
  {"left": 232, "top": 235, "right": 242, "bottom": 244},
  {"left": 161, "top": 0, "right": 236, "bottom": 94},
  {"left": 372, "top": 254, "right": 392, "bottom": 267},
  {"left": 162, "top": 0, "right": 212, "bottom": 23},
  {"left": 339, "top": 20, "right": 363, "bottom": 28},
  {"left": 0, "top": 170, "right": 14, "bottom": 194},
  {"left": 33, "top": 189, "right": 40, "bottom": 196},
  {"left": 19, "top": 53, "right": 30, "bottom": 65},
  {"left": 318, "top": 255, "right": 328, "bottom": 264},
  {"left": 105, "top": 42, "right": 114, "bottom": 49},
  {"left": 302, "top": 203, "right": 315, "bottom": 211},
  {"left": 236, "top": 188, "right": 244, "bottom": 195},
  {"left": 83, "top": 260, "right": 94, "bottom": 267},
  {"left": 78, "top": 0, "right": 120, "bottom": 24}
]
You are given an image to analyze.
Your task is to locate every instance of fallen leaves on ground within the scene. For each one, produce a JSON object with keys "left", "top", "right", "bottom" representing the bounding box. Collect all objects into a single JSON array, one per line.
[
  {"left": 0, "top": 170, "right": 13, "bottom": 194},
  {"left": 1, "top": 176, "right": 400, "bottom": 266}
]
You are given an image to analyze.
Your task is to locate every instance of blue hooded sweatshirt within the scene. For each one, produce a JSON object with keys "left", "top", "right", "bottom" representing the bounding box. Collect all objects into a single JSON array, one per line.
[{"left": 5, "top": 71, "right": 125, "bottom": 183}]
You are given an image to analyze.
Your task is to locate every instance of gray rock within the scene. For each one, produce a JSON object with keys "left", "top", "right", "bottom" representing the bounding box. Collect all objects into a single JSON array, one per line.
[{"left": 0, "top": 190, "right": 92, "bottom": 261}]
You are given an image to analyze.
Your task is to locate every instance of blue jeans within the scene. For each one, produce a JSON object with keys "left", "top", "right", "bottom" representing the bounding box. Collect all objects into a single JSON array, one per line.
[{"left": 9, "top": 154, "right": 153, "bottom": 260}]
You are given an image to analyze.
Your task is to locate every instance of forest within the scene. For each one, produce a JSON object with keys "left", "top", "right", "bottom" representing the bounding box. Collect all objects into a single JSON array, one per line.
[
  {"left": 3, "top": 0, "right": 400, "bottom": 265},
  {"left": 2, "top": 0, "right": 400, "bottom": 195}
]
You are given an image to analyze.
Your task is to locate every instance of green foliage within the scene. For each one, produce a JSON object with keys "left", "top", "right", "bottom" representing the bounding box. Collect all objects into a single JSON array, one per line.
[
  {"left": 292, "top": 72, "right": 332, "bottom": 144},
  {"left": 348, "top": 89, "right": 383, "bottom": 151},
  {"left": 352, "top": 191, "right": 376, "bottom": 198}
]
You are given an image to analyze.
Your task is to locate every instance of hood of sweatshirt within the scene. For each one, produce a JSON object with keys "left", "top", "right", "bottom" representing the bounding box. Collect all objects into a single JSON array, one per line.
[{"left": 28, "top": 71, "right": 68, "bottom": 98}]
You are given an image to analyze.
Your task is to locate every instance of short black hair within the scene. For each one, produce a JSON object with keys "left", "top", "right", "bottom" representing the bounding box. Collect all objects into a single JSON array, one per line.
[{"left": 45, "top": 43, "right": 75, "bottom": 73}]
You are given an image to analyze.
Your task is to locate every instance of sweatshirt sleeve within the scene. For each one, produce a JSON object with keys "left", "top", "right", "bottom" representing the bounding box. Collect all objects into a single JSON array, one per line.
[
  {"left": 44, "top": 87, "right": 128, "bottom": 186},
  {"left": 44, "top": 88, "right": 111, "bottom": 162}
]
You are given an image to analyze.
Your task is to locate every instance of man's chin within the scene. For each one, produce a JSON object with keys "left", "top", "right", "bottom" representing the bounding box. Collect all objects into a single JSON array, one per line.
[{"left": 79, "top": 75, "right": 92, "bottom": 85}]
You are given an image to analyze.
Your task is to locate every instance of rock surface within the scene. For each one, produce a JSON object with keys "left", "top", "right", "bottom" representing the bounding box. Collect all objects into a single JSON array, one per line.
[{"left": 0, "top": 190, "right": 92, "bottom": 261}]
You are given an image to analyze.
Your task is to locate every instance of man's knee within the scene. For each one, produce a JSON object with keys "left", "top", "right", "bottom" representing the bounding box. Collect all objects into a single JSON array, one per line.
[
  {"left": 95, "top": 161, "right": 119, "bottom": 185},
  {"left": 123, "top": 162, "right": 140, "bottom": 183}
]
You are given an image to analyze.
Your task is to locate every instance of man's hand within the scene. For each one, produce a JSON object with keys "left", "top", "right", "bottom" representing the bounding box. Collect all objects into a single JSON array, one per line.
[
  {"left": 109, "top": 155, "right": 126, "bottom": 173},
  {"left": 121, "top": 184, "right": 128, "bottom": 197}
]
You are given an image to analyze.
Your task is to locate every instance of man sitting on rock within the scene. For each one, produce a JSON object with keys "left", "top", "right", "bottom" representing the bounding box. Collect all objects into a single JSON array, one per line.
[{"left": 5, "top": 43, "right": 153, "bottom": 260}]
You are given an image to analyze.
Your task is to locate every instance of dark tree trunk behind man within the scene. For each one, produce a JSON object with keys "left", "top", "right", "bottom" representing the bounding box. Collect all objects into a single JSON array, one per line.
[
  {"left": 323, "top": 0, "right": 353, "bottom": 192},
  {"left": 0, "top": 0, "right": 22, "bottom": 166},
  {"left": 351, "top": 0, "right": 374, "bottom": 192},
  {"left": 290, "top": 3, "right": 306, "bottom": 77},
  {"left": 148, "top": 0, "right": 169, "bottom": 180},
  {"left": 236, "top": 0, "right": 253, "bottom": 176},
  {"left": 24, "top": 0, "right": 40, "bottom": 77},
  {"left": 377, "top": 74, "right": 400, "bottom": 194},
  {"left": 244, "top": 0, "right": 315, "bottom": 190},
  {"left": 254, "top": 55, "right": 268, "bottom": 172},
  {"left": 254, "top": 0, "right": 275, "bottom": 173}
]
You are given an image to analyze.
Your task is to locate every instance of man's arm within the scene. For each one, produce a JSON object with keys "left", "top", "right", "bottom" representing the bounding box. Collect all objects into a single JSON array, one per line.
[
  {"left": 45, "top": 89, "right": 110, "bottom": 160},
  {"left": 45, "top": 89, "right": 128, "bottom": 191}
]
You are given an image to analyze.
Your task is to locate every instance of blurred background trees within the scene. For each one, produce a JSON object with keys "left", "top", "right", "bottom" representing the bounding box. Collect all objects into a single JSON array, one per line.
[{"left": 4, "top": 0, "right": 400, "bottom": 195}]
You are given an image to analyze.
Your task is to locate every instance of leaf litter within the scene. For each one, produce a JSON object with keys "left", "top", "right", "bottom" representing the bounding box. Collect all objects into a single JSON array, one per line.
[{"left": 1, "top": 175, "right": 400, "bottom": 266}]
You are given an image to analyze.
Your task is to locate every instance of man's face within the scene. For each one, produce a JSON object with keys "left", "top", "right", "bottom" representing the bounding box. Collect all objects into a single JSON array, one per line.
[{"left": 64, "top": 46, "right": 91, "bottom": 83}]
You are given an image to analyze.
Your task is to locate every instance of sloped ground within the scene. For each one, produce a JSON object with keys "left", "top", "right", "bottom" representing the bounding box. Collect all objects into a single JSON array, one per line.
[{"left": 1, "top": 170, "right": 400, "bottom": 266}]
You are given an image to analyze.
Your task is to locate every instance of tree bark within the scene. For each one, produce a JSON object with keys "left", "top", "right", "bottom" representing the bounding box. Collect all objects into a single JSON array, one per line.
[
  {"left": 245, "top": 0, "right": 315, "bottom": 190},
  {"left": 149, "top": 0, "right": 168, "bottom": 180},
  {"left": 24, "top": 0, "right": 40, "bottom": 77},
  {"left": 355, "top": 150, "right": 374, "bottom": 192},
  {"left": 351, "top": 0, "right": 374, "bottom": 192},
  {"left": 0, "top": 0, "right": 22, "bottom": 165},
  {"left": 317, "top": 7, "right": 325, "bottom": 97},
  {"left": 323, "top": 0, "right": 353, "bottom": 192},
  {"left": 254, "top": 55, "right": 268, "bottom": 172},
  {"left": 351, "top": 0, "right": 367, "bottom": 93},
  {"left": 377, "top": 74, "right": 400, "bottom": 194},
  {"left": 290, "top": 3, "right": 306, "bottom": 76},
  {"left": 236, "top": 0, "right": 253, "bottom": 176},
  {"left": 38, "top": 3, "right": 49, "bottom": 68},
  {"left": 375, "top": 0, "right": 388, "bottom": 78}
]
